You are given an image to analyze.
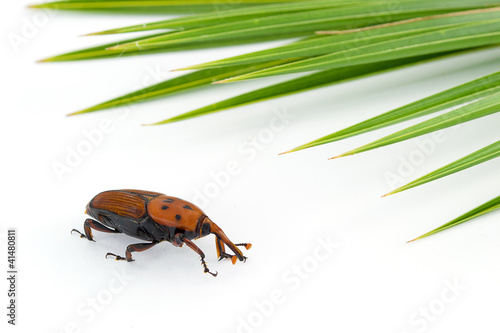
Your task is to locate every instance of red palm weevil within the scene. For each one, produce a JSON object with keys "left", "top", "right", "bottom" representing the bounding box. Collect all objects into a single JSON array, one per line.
[{"left": 72, "top": 189, "right": 251, "bottom": 276}]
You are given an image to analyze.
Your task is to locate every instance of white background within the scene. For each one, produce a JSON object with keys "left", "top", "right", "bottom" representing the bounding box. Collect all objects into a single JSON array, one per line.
[{"left": 2, "top": 2, "right": 500, "bottom": 333}]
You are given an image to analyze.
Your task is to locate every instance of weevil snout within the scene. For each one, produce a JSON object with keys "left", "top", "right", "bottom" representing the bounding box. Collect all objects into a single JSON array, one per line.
[{"left": 204, "top": 218, "right": 248, "bottom": 262}]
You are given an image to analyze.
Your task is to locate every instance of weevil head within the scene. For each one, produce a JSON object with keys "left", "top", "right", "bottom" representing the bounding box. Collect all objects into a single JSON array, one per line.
[{"left": 199, "top": 216, "right": 213, "bottom": 237}]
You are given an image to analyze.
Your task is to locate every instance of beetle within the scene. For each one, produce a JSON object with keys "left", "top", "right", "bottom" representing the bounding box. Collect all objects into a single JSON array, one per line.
[{"left": 71, "top": 189, "right": 251, "bottom": 276}]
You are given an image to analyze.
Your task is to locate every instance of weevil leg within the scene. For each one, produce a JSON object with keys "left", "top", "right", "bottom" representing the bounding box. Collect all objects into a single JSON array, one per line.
[
  {"left": 209, "top": 222, "right": 249, "bottom": 262},
  {"left": 235, "top": 243, "right": 252, "bottom": 250},
  {"left": 212, "top": 229, "right": 251, "bottom": 264},
  {"left": 106, "top": 242, "right": 158, "bottom": 262},
  {"left": 71, "top": 218, "right": 120, "bottom": 242},
  {"left": 215, "top": 237, "right": 245, "bottom": 264},
  {"left": 215, "top": 236, "right": 225, "bottom": 260},
  {"left": 176, "top": 234, "right": 217, "bottom": 277}
]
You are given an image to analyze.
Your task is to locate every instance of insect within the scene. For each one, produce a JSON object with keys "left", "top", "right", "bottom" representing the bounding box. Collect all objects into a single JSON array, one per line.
[{"left": 71, "top": 189, "right": 251, "bottom": 276}]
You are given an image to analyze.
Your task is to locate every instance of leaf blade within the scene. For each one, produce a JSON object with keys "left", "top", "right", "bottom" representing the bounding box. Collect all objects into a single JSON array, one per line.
[
  {"left": 409, "top": 194, "right": 500, "bottom": 242},
  {"left": 146, "top": 52, "right": 459, "bottom": 125},
  {"left": 179, "top": 8, "right": 500, "bottom": 70},
  {"left": 285, "top": 69, "right": 500, "bottom": 153},
  {"left": 224, "top": 17, "right": 500, "bottom": 81},
  {"left": 86, "top": 0, "right": 362, "bottom": 35},
  {"left": 68, "top": 60, "right": 294, "bottom": 115},
  {"left": 335, "top": 90, "right": 500, "bottom": 158},
  {"left": 29, "top": 0, "right": 299, "bottom": 12},
  {"left": 386, "top": 140, "right": 500, "bottom": 196},
  {"left": 112, "top": 0, "right": 500, "bottom": 51}
]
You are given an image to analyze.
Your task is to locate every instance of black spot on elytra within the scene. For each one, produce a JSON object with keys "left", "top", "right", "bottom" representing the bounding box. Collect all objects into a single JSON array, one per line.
[
  {"left": 183, "top": 205, "right": 193, "bottom": 210},
  {"left": 163, "top": 198, "right": 174, "bottom": 203},
  {"left": 175, "top": 214, "right": 181, "bottom": 220},
  {"left": 161, "top": 205, "right": 169, "bottom": 210}
]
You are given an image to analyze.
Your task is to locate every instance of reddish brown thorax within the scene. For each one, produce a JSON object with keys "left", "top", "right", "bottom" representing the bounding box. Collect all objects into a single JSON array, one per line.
[{"left": 147, "top": 195, "right": 205, "bottom": 233}]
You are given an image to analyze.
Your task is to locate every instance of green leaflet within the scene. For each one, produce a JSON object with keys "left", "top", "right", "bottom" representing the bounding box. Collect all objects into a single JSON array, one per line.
[
  {"left": 29, "top": 0, "right": 300, "bottom": 13},
  {"left": 110, "top": 0, "right": 500, "bottom": 51},
  {"left": 39, "top": 32, "right": 171, "bottom": 62},
  {"left": 224, "top": 17, "right": 500, "bottom": 81},
  {"left": 334, "top": 90, "right": 500, "bottom": 158},
  {"left": 409, "top": 194, "right": 500, "bottom": 242},
  {"left": 147, "top": 52, "right": 457, "bottom": 125},
  {"left": 85, "top": 0, "right": 362, "bottom": 35},
  {"left": 68, "top": 60, "right": 294, "bottom": 115},
  {"left": 39, "top": 32, "right": 306, "bottom": 62},
  {"left": 385, "top": 140, "right": 500, "bottom": 196},
  {"left": 285, "top": 70, "right": 500, "bottom": 153},
  {"left": 179, "top": 8, "right": 500, "bottom": 70}
]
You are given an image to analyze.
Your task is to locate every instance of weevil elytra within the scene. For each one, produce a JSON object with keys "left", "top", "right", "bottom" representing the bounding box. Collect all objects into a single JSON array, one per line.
[{"left": 72, "top": 189, "right": 251, "bottom": 276}]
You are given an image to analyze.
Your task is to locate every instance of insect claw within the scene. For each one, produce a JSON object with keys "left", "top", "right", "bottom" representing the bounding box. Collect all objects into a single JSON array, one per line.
[
  {"left": 200, "top": 258, "right": 217, "bottom": 277},
  {"left": 218, "top": 252, "right": 239, "bottom": 263},
  {"left": 105, "top": 253, "right": 125, "bottom": 261},
  {"left": 71, "top": 229, "right": 95, "bottom": 242},
  {"left": 71, "top": 229, "right": 83, "bottom": 236}
]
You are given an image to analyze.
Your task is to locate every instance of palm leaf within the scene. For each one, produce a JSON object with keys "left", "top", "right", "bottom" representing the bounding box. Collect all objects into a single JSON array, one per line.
[
  {"left": 178, "top": 8, "right": 500, "bottom": 70},
  {"left": 385, "top": 140, "right": 500, "bottom": 196},
  {"left": 285, "top": 70, "right": 500, "bottom": 153},
  {"left": 39, "top": 32, "right": 171, "bottom": 62},
  {"left": 333, "top": 91, "right": 500, "bottom": 158},
  {"left": 147, "top": 51, "right": 462, "bottom": 125},
  {"left": 221, "top": 16, "right": 500, "bottom": 82},
  {"left": 408, "top": 194, "right": 500, "bottom": 242},
  {"left": 85, "top": 0, "right": 362, "bottom": 36},
  {"left": 68, "top": 60, "right": 293, "bottom": 115},
  {"left": 110, "top": 0, "right": 500, "bottom": 52},
  {"left": 29, "top": 0, "right": 298, "bottom": 13},
  {"left": 39, "top": 33, "right": 305, "bottom": 62}
]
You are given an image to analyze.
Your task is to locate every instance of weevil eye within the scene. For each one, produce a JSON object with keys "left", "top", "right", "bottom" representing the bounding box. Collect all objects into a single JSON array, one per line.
[{"left": 201, "top": 222, "right": 211, "bottom": 237}]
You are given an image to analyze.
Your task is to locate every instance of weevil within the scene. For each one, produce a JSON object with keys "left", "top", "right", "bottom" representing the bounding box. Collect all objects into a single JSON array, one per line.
[{"left": 71, "top": 189, "right": 251, "bottom": 276}]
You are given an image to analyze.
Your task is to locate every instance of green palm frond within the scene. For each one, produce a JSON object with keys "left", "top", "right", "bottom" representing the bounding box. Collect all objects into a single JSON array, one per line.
[
  {"left": 30, "top": 0, "right": 300, "bottom": 13},
  {"left": 331, "top": 90, "right": 500, "bottom": 159},
  {"left": 286, "top": 70, "right": 500, "bottom": 153},
  {"left": 177, "top": 8, "right": 500, "bottom": 71},
  {"left": 108, "top": 0, "right": 489, "bottom": 52},
  {"left": 385, "top": 140, "right": 500, "bottom": 197},
  {"left": 33, "top": 0, "right": 500, "bottom": 240},
  {"left": 145, "top": 51, "right": 464, "bottom": 125},
  {"left": 217, "top": 15, "right": 500, "bottom": 82},
  {"left": 68, "top": 60, "right": 293, "bottom": 115},
  {"left": 408, "top": 194, "right": 500, "bottom": 242},
  {"left": 84, "top": 0, "right": 362, "bottom": 36}
]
